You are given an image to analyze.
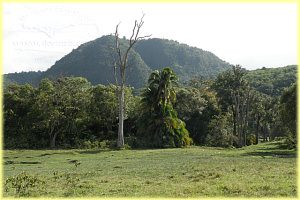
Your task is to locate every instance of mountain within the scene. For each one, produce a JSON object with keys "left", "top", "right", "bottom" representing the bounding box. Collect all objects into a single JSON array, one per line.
[
  {"left": 133, "top": 38, "right": 231, "bottom": 81},
  {"left": 3, "top": 36, "right": 231, "bottom": 88},
  {"left": 3, "top": 71, "right": 43, "bottom": 87},
  {"left": 245, "top": 65, "right": 297, "bottom": 96}
]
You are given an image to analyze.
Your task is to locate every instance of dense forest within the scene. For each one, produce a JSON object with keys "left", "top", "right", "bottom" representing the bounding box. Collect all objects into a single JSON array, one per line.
[
  {"left": 3, "top": 71, "right": 43, "bottom": 87},
  {"left": 244, "top": 65, "right": 297, "bottom": 96},
  {"left": 3, "top": 64, "right": 297, "bottom": 150},
  {"left": 3, "top": 36, "right": 231, "bottom": 88}
]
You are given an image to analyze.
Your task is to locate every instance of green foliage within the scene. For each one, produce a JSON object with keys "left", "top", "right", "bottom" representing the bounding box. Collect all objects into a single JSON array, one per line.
[
  {"left": 3, "top": 63, "right": 297, "bottom": 150},
  {"left": 206, "top": 114, "right": 237, "bottom": 148},
  {"left": 174, "top": 88, "right": 206, "bottom": 121},
  {"left": 211, "top": 65, "right": 248, "bottom": 112},
  {"left": 134, "top": 38, "right": 231, "bottom": 82},
  {"left": 245, "top": 65, "right": 297, "bottom": 96},
  {"left": 279, "top": 83, "right": 297, "bottom": 149},
  {"left": 86, "top": 84, "right": 119, "bottom": 137},
  {"left": 3, "top": 71, "right": 43, "bottom": 87},
  {"left": 5, "top": 171, "right": 46, "bottom": 197},
  {"left": 3, "top": 83, "right": 47, "bottom": 149},
  {"left": 138, "top": 68, "right": 192, "bottom": 148},
  {"left": 33, "top": 77, "right": 91, "bottom": 147},
  {"left": 174, "top": 87, "right": 214, "bottom": 145},
  {"left": 3, "top": 76, "right": 136, "bottom": 149}
]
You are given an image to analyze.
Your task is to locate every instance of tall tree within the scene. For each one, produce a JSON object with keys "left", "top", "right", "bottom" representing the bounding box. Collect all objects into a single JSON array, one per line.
[
  {"left": 232, "top": 83, "right": 255, "bottom": 147},
  {"left": 279, "top": 83, "right": 297, "bottom": 148},
  {"left": 3, "top": 84, "right": 37, "bottom": 148},
  {"left": 211, "top": 65, "right": 247, "bottom": 137},
  {"left": 109, "top": 14, "right": 151, "bottom": 148},
  {"left": 147, "top": 67, "right": 178, "bottom": 108},
  {"left": 251, "top": 92, "right": 266, "bottom": 144},
  {"left": 212, "top": 65, "right": 255, "bottom": 148},
  {"left": 138, "top": 67, "right": 192, "bottom": 148},
  {"left": 34, "top": 77, "right": 90, "bottom": 148}
]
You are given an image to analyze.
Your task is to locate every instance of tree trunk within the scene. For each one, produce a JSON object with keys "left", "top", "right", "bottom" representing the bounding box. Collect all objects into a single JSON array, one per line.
[
  {"left": 263, "top": 122, "right": 266, "bottom": 142},
  {"left": 232, "top": 90, "right": 243, "bottom": 148},
  {"left": 110, "top": 14, "right": 150, "bottom": 149},
  {"left": 117, "top": 83, "right": 125, "bottom": 148},
  {"left": 255, "top": 116, "right": 260, "bottom": 145},
  {"left": 50, "top": 137, "right": 56, "bottom": 148},
  {"left": 232, "top": 106, "right": 237, "bottom": 137},
  {"left": 49, "top": 131, "right": 59, "bottom": 148},
  {"left": 243, "top": 90, "right": 254, "bottom": 146}
]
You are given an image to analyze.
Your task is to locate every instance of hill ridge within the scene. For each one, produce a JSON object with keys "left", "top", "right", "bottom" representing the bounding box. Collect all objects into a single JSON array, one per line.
[{"left": 4, "top": 35, "right": 231, "bottom": 88}]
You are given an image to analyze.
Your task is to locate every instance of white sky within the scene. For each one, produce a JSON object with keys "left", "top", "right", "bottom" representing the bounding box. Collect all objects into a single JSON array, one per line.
[{"left": 3, "top": 3, "right": 298, "bottom": 74}]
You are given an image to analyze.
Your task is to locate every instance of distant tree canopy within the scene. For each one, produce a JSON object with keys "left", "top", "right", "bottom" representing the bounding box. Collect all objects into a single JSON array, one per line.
[
  {"left": 3, "top": 71, "right": 43, "bottom": 87},
  {"left": 3, "top": 64, "right": 297, "bottom": 150},
  {"left": 244, "top": 65, "right": 297, "bottom": 96}
]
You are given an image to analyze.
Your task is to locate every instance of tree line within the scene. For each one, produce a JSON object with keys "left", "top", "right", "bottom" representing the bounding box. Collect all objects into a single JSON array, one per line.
[{"left": 3, "top": 65, "right": 296, "bottom": 150}]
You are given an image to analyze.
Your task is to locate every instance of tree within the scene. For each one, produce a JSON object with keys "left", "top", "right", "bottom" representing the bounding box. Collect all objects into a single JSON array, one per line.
[
  {"left": 232, "top": 83, "right": 255, "bottom": 147},
  {"left": 279, "top": 83, "right": 297, "bottom": 148},
  {"left": 109, "top": 14, "right": 151, "bottom": 148},
  {"left": 88, "top": 84, "right": 119, "bottom": 135},
  {"left": 250, "top": 92, "right": 266, "bottom": 144},
  {"left": 137, "top": 67, "right": 192, "bottom": 148},
  {"left": 87, "top": 84, "right": 135, "bottom": 141},
  {"left": 3, "top": 84, "right": 38, "bottom": 148},
  {"left": 211, "top": 65, "right": 247, "bottom": 137},
  {"left": 147, "top": 67, "right": 178, "bottom": 107},
  {"left": 173, "top": 88, "right": 208, "bottom": 144},
  {"left": 212, "top": 65, "right": 255, "bottom": 148},
  {"left": 34, "top": 77, "right": 90, "bottom": 148},
  {"left": 174, "top": 88, "right": 206, "bottom": 122}
]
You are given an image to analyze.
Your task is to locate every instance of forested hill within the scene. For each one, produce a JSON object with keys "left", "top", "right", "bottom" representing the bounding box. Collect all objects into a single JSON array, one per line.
[
  {"left": 133, "top": 38, "right": 230, "bottom": 81},
  {"left": 3, "top": 36, "right": 231, "bottom": 88},
  {"left": 245, "top": 65, "right": 297, "bottom": 96},
  {"left": 3, "top": 71, "right": 43, "bottom": 87}
]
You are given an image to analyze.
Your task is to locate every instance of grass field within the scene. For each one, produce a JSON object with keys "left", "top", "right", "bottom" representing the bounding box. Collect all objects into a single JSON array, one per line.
[{"left": 2, "top": 141, "right": 297, "bottom": 198}]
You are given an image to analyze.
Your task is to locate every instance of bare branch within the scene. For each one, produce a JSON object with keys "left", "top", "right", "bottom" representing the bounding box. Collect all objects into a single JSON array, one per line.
[
  {"left": 126, "top": 51, "right": 138, "bottom": 69},
  {"left": 129, "top": 20, "right": 138, "bottom": 43},
  {"left": 105, "top": 78, "right": 112, "bottom": 86},
  {"left": 114, "top": 22, "right": 123, "bottom": 67},
  {"left": 109, "top": 14, "right": 151, "bottom": 149},
  {"left": 125, "top": 68, "right": 133, "bottom": 83}
]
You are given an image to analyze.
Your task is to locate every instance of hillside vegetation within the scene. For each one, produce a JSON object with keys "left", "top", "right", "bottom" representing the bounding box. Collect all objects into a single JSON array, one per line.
[
  {"left": 245, "top": 65, "right": 297, "bottom": 96},
  {"left": 3, "top": 71, "right": 43, "bottom": 87},
  {"left": 3, "top": 36, "right": 231, "bottom": 88}
]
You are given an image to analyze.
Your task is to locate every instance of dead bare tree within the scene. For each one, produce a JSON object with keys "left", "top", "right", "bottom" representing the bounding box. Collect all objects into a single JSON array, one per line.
[{"left": 109, "top": 14, "right": 151, "bottom": 148}]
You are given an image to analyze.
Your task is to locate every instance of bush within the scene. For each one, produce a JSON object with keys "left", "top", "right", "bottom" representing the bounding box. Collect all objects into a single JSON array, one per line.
[
  {"left": 206, "top": 134, "right": 238, "bottom": 148},
  {"left": 206, "top": 114, "right": 237, "bottom": 148},
  {"left": 246, "top": 134, "right": 255, "bottom": 146},
  {"left": 5, "top": 172, "right": 46, "bottom": 197},
  {"left": 124, "top": 136, "right": 138, "bottom": 148}
]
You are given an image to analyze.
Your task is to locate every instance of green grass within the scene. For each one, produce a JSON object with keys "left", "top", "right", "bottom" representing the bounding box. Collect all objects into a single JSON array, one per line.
[{"left": 2, "top": 141, "right": 297, "bottom": 197}]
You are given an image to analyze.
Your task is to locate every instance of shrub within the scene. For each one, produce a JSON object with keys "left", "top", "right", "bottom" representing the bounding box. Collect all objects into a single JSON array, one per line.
[
  {"left": 5, "top": 171, "right": 46, "bottom": 197},
  {"left": 124, "top": 136, "right": 138, "bottom": 148},
  {"left": 206, "top": 114, "right": 236, "bottom": 148}
]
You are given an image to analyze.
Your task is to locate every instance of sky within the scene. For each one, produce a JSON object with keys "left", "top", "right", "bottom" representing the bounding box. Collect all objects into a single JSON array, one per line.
[{"left": 3, "top": 3, "right": 298, "bottom": 74}]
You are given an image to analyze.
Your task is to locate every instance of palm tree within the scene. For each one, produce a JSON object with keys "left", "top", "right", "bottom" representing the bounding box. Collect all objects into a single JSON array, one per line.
[
  {"left": 147, "top": 67, "right": 178, "bottom": 108},
  {"left": 137, "top": 67, "right": 192, "bottom": 148}
]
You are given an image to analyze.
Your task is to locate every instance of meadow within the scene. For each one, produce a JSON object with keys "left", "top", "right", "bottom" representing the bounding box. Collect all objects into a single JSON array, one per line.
[{"left": 3, "top": 141, "right": 297, "bottom": 198}]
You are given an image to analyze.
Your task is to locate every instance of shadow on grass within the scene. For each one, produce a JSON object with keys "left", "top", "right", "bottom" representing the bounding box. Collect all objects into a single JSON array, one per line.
[
  {"left": 76, "top": 149, "right": 115, "bottom": 154},
  {"left": 242, "top": 150, "right": 297, "bottom": 158}
]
